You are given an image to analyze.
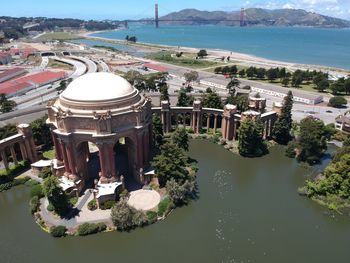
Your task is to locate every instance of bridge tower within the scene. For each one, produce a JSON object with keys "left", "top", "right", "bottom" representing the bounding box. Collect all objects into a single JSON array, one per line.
[
  {"left": 240, "top": 8, "right": 245, "bottom": 27},
  {"left": 155, "top": 3, "right": 159, "bottom": 28}
]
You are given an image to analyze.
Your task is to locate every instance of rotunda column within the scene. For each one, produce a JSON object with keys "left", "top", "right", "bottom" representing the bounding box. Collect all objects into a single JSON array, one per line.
[
  {"left": 213, "top": 114, "right": 218, "bottom": 134},
  {"left": 10, "top": 146, "right": 18, "bottom": 165},
  {"left": 59, "top": 139, "right": 71, "bottom": 174}
]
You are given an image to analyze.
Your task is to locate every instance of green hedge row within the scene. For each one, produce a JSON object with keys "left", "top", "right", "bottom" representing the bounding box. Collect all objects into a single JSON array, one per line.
[{"left": 77, "top": 223, "right": 107, "bottom": 236}]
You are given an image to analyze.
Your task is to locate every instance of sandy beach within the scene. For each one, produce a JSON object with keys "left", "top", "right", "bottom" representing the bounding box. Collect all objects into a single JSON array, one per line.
[{"left": 80, "top": 30, "right": 350, "bottom": 77}]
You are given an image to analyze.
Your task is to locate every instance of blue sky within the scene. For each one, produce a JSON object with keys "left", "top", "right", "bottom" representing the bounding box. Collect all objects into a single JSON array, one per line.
[{"left": 1, "top": 0, "right": 350, "bottom": 20}]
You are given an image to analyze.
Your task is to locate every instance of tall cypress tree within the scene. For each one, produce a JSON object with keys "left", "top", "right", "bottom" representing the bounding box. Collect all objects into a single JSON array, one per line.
[
  {"left": 238, "top": 119, "right": 267, "bottom": 157},
  {"left": 272, "top": 91, "right": 293, "bottom": 145}
]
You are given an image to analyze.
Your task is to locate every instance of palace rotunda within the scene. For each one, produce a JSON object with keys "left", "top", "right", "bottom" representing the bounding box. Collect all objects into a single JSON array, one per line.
[{"left": 47, "top": 72, "right": 153, "bottom": 195}]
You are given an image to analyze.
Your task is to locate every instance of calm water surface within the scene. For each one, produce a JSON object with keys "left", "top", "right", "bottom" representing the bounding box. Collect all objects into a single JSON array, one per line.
[
  {"left": 0, "top": 140, "right": 349, "bottom": 263},
  {"left": 91, "top": 25, "right": 350, "bottom": 70}
]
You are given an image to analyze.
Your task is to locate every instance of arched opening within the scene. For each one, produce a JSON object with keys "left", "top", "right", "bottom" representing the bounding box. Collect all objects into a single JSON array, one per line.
[
  {"left": 114, "top": 137, "right": 142, "bottom": 191},
  {"left": 76, "top": 141, "right": 101, "bottom": 189}
]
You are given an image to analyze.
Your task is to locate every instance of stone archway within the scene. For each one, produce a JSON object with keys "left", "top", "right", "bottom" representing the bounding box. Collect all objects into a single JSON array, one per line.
[
  {"left": 74, "top": 141, "right": 102, "bottom": 189},
  {"left": 114, "top": 137, "right": 141, "bottom": 191}
]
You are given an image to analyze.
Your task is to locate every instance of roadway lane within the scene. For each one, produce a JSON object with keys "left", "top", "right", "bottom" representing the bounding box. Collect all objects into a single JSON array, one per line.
[
  {"left": 53, "top": 56, "right": 87, "bottom": 79},
  {"left": 70, "top": 56, "right": 97, "bottom": 74}
]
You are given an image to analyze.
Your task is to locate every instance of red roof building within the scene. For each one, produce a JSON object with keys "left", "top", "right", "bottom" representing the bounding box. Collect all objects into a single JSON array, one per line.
[
  {"left": 0, "top": 68, "right": 26, "bottom": 83},
  {"left": 0, "top": 71, "right": 66, "bottom": 97}
]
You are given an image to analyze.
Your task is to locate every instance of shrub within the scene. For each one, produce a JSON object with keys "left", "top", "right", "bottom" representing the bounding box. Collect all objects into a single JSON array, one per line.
[
  {"left": 100, "top": 200, "right": 115, "bottom": 210},
  {"left": 328, "top": 96, "right": 347, "bottom": 108},
  {"left": 38, "top": 167, "right": 52, "bottom": 179},
  {"left": 158, "top": 197, "right": 171, "bottom": 216},
  {"left": 30, "top": 196, "right": 40, "bottom": 214},
  {"left": 87, "top": 199, "right": 97, "bottom": 211},
  {"left": 146, "top": 211, "right": 158, "bottom": 223},
  {"left": 47, "top": 203, "right": 55, "bottom": 212},
  {"left": 69, "top": 197, "right": 78, "bottom": 206},
  {"left": 285, "top": 141, "right": 297, "bottom": 158},
  {"left": 50, "top": 225, "right": 67, "bottom": 237},
  {"left": 119, "top": 189, "right": 129, "bottom": 199},
  {"left": 30, "top": 184, "right": 44, "bottom": 199},
  {"left": 166, "top": 179, "right": 195, "bottom": 206},
  {"left": 77, "top": 223, "right": 106, "bottom": 236},
  {"left": 111, "top": 198, "right": 147, "bottom": 231}
]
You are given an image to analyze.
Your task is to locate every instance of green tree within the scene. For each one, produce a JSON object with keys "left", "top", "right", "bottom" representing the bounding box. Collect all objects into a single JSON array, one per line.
[
  {"left": 255, "top": 68, "right": 266, "bottom": 79},
  {"left": 166, "top": 178, "right": 195, "bottom": 206},
  {"left": 234, "top": 95, "right": 249, "bottom": 112},
  {"left": 306, "top": 154, "right": 350, "bottom": 199},
  {"left": 177, "top": 88, "right": 194, "bottom": 107},
  {"left": 344, "top": 78, "right": 350, "bottom": 94},
  {"left": 238, "top": 119, "right": 267, "bottom": 157},
  {"left": 184, "top": 71, "right": 199, "bottom": 83},
  {"left": 171, "top": 128, "right": 189, "bottom": 151},
  {"left": 202, "top": 89, "right": 223, "bottom": 109},
  {"left": 111, "top": 198, "right": 147, "bottom": 231},
  {"left": 297, "top": 117, "right": 328, "bottom": 164},
  {"left": 159, "top": 83, "right": 169, "bottom": 101},
  {"left": 31, "top": 116, "right": 52, "bottom": 147},
  {"left": 152, "top": 115, "right": 163, "bottom": 148},
  {"left": 266, "top": 68, "right": 278, "bottom": 82},
  {"left": 315, "top": 79, "right": 329, "bottom": 92},
  {"left": 272, "top": 91, "right": 293, "bottom": 145},
  {"left": 238, "top": 69, "right": 245, "bottom": 78},
  {"left": 152, "top": 141, "right": 189, "bottom": 186},
  {"left": 214, "top": 67, "right": 222, "bottom": 74},
  {"left": 246, "top": 67, "right": 255, "bottom": 79},
  {"left": 197, "top": 49, "right": 208, "bottom": 58},
  {"left": 328, "top": 96, "right": 347, "bottom": 108},
  {"left": 330, "top": 80, "right": 345, "bottom": 95},
  {"left": 42, "top": 175, "right": 70, "bottom": 216},
  {"left": 0, "top": 93, "right": 16, "bottom": 113},
  {"left": 281, "top": 77, "right": 290, "bottom": 87}
]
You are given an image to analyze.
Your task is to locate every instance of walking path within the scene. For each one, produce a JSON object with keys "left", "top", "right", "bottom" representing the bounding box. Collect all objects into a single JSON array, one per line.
[{"left": 39, "top": 189, "right": 111, "bottom": 229}]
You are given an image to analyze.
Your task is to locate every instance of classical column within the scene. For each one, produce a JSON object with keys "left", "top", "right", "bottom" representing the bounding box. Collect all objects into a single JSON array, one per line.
[
  {"left": 206, "top": 115, "right": 211, "bottom": 131},
  {"left": 196, "top": 112, "right": 201, "bottom": 134},
  {"left": 51, "top": 130, "right": 62, "bottom": 161},
  {"left": 175, "top": 114, "right": 179, "bottom": 128},
  {"left": 108, "top": 145, "right": 116, "bottom": 179},
  {"left": 166, "top": 111, "right": 171, "bottom": 133},
  {"left": 233, "top": 120, "right": 238, "bottom": 140},
  {"left": 136, "top": 134, "right": 144, "bottom": 171},
  {"left": 24, "top": 139, "right": 33, "bottom": 163},
  {"left": 66, "top": 142, "right": 77, "bottom": 176},
  {"left": 143, "top": 131, "right": 149, "bottom": 165},
  {"left": 161, "top": 112, "right": 166, "bottom": 133},
  {"left": 19, "top": 142, "right": 28, "bottom": 160},
  {"left": 213, "top": 114, "right": 218, "bottom": 134},
  {"left": 98, "top": 143, "right": 107, "bottom": 179},
  {"left": 10, "top": 146, "right": 18, "bottom": 165},
  {"left": 59, "top": 140, "right": 71, "bottom": 174},
  {"left": 1, "top": 150, "right": 9, "bottom": 170}
]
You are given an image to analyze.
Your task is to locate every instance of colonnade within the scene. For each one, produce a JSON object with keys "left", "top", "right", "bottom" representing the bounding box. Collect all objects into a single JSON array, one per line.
[
  {"left": 0, "top": 124, "right": 38, "bottom": 170},
  {"left": 155, "top": 100, "right": 277, "bottom": 142}
]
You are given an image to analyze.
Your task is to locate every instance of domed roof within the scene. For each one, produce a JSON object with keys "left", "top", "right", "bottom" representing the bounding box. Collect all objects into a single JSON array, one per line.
[{"left": 61, "top": 72, "right": 135, "bottom": 102}]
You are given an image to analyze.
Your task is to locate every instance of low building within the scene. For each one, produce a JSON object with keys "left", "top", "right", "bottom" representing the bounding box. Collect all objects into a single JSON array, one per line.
[
  {"left": 0, "top": 68, "right": 26, "bottom": 83},
  {"left": 251, "top": 85, "right": 323, "bottom": 105},
  {"left": 0, "top": 71, "right": 66, "bottom": 97},
  {"left": 335, "top": 115, "right": 350, "bottom": 133}
]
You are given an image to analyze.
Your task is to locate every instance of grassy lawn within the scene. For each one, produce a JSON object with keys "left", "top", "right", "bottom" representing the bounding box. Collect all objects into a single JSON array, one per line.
[
  {"left": 43, "top": 149, "right": 55, "bottom": 160},
  {"left": 146, "top": 51, "right": 222, "bottom": 69},
  {"left": 48, "top": 59, "right": 73, "bottom": 70},
  {"left": 38, "top": 32, "right": 80, "bottom": 41}
]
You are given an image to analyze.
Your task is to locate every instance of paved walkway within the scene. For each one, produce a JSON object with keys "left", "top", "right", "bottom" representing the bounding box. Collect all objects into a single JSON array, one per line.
[
  {"left": 39, "top": 189, "right": 111, "bottom": 229},
  {"left": 127, "top": 189, "right": 161, "bottom": 211}
]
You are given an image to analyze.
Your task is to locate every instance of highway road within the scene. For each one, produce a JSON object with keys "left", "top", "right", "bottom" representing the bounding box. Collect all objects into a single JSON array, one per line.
[{"left": 70, "top": 56, "right": 97, "bottom": 74}]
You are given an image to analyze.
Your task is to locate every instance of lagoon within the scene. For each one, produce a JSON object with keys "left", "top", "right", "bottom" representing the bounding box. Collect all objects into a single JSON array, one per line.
[{"left": 0, "top": 140, "right": 349, "bottom": 263}]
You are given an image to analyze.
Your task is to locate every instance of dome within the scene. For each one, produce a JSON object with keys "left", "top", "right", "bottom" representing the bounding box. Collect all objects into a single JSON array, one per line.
[{"left": 61, "top": 72, "right": 135, "bottom": 102}]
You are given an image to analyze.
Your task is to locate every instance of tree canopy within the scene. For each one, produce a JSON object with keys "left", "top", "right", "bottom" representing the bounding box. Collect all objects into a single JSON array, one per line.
[
  {"left": 272, "top": 91, "right": 293, "bottom": 145},
  {"left": 42, "top": 175, "right": 69, "bottom": 216},
  {"left": 238, "top": 119, "right": 267, "bottom": 157}
]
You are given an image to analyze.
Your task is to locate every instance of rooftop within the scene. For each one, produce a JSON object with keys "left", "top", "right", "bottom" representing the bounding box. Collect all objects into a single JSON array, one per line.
[{"left": 61, "top": 72, "right": 136, "bottom": 103}]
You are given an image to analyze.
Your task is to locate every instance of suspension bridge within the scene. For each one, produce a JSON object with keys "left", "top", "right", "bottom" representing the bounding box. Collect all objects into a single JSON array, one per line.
[{"left": 119, "top": 4, "right": 261, "bottom": 28}]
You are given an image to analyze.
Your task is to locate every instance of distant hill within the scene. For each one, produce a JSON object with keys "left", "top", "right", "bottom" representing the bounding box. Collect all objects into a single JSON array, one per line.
[{"left": 159, "top": 8, "right": 350, "bottom": 28}]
